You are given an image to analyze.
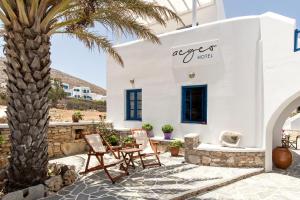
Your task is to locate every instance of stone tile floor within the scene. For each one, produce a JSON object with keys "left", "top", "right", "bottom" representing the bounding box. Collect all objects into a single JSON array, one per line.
[
  {"left": 41, "top": 153, "right": 262, "bottom": 200},
  {"left": 191, "top": 150, "right": 300, "bottom": 200}
]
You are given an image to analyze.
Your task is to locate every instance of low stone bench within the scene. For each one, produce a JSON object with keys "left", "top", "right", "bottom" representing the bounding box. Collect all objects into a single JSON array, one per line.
[{"left": 184, "top": 133, "right": 265, "bottom": 168}]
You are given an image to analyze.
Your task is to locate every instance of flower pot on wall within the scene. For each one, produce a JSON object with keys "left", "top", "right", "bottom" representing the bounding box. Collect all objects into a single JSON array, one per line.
[
  {"left": 272, "top": 147, "right": 292, "bottom": 170},
  {"left": 170, "top": 147, "right": 180, "bottom": 156},
  {"left": 164, "top": 132, "right": 172, "bottom": 140},
  {"left": 72, "top": 116, "right": 79, "bottom": 122},
  {"left": 147, "top": 131, "right": 154, "bottom": 138}
]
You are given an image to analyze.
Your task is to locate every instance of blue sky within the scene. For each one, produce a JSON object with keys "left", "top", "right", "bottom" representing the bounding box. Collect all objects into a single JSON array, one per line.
[{"left": 3, "top": 0, "right": 300, "bottom": 89}]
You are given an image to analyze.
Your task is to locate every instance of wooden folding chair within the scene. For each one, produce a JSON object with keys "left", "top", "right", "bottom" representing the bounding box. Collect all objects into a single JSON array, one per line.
[
  {"left": 131, "top": 129, "right": 161, "bottom": 169},
  {"left": 80, "top": 133, "right": 129, "bottom": 183},
  {"left": 283, "top": 130, "right": 300, "bottom": 149}
]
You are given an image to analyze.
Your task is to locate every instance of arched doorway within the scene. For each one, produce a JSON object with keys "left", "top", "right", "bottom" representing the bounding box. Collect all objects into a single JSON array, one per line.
[{"left": 265, "top": 91, "right": 300, "bottom": 171}]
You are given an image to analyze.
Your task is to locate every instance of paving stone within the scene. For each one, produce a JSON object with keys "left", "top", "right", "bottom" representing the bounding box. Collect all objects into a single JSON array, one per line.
[
  {"left": 71, "top": 184, "right": 86, "bottom": 195},
  {"left": 42, "top": 153, "right": 264, "bottom": 200},
  {"left": 75, "top": 194, "right": 89, "bottom": 200},
  {"left": 192, "top": 150, "right": 300, "bottom": 200}
]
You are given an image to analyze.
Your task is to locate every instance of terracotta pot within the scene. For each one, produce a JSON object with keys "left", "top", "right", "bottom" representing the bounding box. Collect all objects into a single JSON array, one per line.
[
  {"left": 72, "top": 115, "right": 79, "bottom": 122},
  {"left": 170, "top": 147, "right": 180, "bottom": 156},
  {"left": 164, "top": 132, "right": 172, "bottom": 140},
  {"left": 272, "top": 147, "right": 292, "bottom": 169}
]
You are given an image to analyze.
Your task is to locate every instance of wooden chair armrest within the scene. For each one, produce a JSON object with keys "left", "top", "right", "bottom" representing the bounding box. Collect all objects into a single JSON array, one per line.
[{"left": 150, "top": 141, "right": 159, "bottom": 145}]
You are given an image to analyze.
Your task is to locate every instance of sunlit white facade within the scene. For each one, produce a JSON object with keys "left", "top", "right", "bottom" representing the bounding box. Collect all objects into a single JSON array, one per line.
[{"left": 107, "top": 0, "right": 300, "bottom": 171}]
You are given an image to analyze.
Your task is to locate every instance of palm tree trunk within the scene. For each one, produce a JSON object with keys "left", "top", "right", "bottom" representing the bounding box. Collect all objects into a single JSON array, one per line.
[{"left": 4, "top": 24, "right": 51, "bottom": 189}]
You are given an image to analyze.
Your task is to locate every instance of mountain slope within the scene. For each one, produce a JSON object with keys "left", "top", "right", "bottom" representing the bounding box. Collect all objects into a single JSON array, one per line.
[{"left": 0, "top": 58, "right": 106, "bottom": 95}]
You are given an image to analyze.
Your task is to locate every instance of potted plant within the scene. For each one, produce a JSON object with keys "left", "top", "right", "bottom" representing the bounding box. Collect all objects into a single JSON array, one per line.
[
  {"left": 107, "top": 135, "right": 120, "bottom": 146},
  {"left": 162, "top": 124, "right": 173, "bottom": 140},
  {"left": 142, "top": 123, "right": 154, "bottom": 137},
  {"left": 123, "top": 136, "right": 135, "bottom": 148},
  {"left": 72, "top": 111, "right": 84, "bottom": 122},
  {"left": 169, "top": 140, "right": 183, "bottom": 156},
  {"left": 272, "top": 141, "right": 292, "bottom": 170}
]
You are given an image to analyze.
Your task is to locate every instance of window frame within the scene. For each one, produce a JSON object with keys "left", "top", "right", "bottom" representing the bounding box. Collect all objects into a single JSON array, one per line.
[
  {"left": 295, "top": 29, "right": 300, "bottom": 52},
  {"left": 181, "top": 85, "right": 207, "bottom": 124},
  {"left": 126, "top": 89, "right": 142, "bottom": 121}
]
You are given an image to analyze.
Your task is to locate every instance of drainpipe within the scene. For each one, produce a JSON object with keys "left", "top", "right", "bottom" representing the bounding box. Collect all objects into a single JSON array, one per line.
[{"left": 192, "top": 0, "right": 197, "bottom": 27}]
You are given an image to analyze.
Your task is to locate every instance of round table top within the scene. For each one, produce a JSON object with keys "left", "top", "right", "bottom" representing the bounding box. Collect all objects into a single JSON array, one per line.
[{"left": 120, "top": 148, "right": 142, "bottom": 153}]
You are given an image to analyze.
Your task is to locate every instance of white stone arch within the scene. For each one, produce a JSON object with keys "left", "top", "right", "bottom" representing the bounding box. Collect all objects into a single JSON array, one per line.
[{"left": 265, "top": 91, "right": 300, "bottom": 171}]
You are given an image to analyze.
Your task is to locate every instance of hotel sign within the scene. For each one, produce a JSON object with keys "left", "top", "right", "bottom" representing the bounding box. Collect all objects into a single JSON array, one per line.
[{"left": 172, "top": 39, "right": 220, "bottom": 67}]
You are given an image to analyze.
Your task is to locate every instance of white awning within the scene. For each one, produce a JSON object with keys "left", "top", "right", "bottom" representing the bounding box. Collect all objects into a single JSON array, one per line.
[{"left": 141, "top": 0, "right": 215, "bottom": 25}]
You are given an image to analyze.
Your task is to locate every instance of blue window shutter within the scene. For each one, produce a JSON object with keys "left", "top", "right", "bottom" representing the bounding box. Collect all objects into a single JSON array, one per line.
[
  {"left": 181, "top": 85, "right": 207, "bottom": 124},
  {"left": 294, "top": 29, "right": 300, "bottom": 52},
  {"left": 126, "top": 89, "right": 142, "bottom": 121}
]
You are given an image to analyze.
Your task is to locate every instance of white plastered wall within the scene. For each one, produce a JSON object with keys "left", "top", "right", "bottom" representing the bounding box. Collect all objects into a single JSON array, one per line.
[{"left": 107, "top": 16, "right": 262, "bottom": 148}]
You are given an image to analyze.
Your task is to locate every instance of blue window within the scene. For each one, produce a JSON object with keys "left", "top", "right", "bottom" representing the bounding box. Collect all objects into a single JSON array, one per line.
[
  {"left": 294, "top": 29, "right": 300, "bottom": 52},
  {"left": 126, "top": 89, "right": 142, "bottom": 120},
  {"left": 182, "top": 85, "right": 207, "bottom": 124}
]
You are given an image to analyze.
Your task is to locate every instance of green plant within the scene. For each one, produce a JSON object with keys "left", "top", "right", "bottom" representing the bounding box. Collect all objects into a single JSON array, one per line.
[
  {"left": 169, "top": 140, "right": 183, "bottom": 148},
  {"left": 162, "top": 124, "right": 174, "bottom": 133},
  {"left": 0, "top": 135, "right": 4, "bottom": 145},
  {"left": 142, "top": 123, "right": 153, "bottom": 131},
  {"left": 72, "top": 111, "right": 84, "bottom": 120},
  {"left": 48, "top": 78, "right": 67, "bottom": 107},
  {"left": 107, "top": 135, "right": 119, "bottom": 146},
  {"left": 123, "top": 136, "right": 134, "bottom": 144}
]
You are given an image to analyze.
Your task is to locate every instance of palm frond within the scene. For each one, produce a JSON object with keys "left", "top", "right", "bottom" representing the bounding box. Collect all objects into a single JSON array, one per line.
[{"left": 57, "top": 29, "right": 123, "bottom": 66}]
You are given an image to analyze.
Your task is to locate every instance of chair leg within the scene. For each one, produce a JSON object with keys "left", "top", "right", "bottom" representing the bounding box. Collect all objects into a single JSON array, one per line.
[
  {"left": 101, "top": 154, "right": 129, "bottom": 184},
  {"left": 79, "top": 153, "right": 91, "bottom": 174},
  {"left": 139, "top": 152, "right": 146, "bottom": 169},
  {"left": 155, "top": 154, "right": 162, "bottom": 166}
]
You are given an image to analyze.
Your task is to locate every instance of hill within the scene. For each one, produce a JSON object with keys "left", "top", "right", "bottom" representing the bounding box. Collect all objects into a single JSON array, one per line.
[{"left": 0, "top": 58, "right": 106, "bottom": 95}]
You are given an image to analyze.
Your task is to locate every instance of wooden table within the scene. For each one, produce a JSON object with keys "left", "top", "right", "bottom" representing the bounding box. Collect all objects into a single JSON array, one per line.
[
  {"left": 109, "top": 145, "right": 122, "bottom": 159},
  {"left": 120, "top": 148, "right": 142, "bottom": 169}
]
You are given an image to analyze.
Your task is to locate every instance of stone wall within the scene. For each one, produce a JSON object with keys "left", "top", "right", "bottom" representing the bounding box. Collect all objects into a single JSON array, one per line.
[
  {"left": 0, "top": 121, "right": 100, "bottom": 169},
  {"left": 184, "top": 133, "right": 265, "bottom": 168},
  {"left": 150, "top": 137, "right": 185, "bottom": 155}
]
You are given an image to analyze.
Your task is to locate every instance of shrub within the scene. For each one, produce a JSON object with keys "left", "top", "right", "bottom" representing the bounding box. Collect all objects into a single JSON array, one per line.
[
  {"left": 107, "top": 135, "right": 119, "bottom": 146},
  {"left": 169, "top": 140, "right": 183, "bottom": 148},
  {"left": 123, "top": 136, "right": 134, "bottom": 144},
  {"left": 72, "top": 111, "right": 84, "bottom": 122},
  {"left": 48, "top": 78, "right": 67, "bottom": 107},
  {"left": 0, "top": 92, "right": 7, "bottom": 105},
  {"left": 0, "top": 135, "right": 4, "bottom": 145},
  {"left": 162, "top": 124, "right": 174, "bottom": 133},
  {"left": 65, "top": 98, "right": 106, "bottom": 112},
  {"left": 98, "top": 121, "right": 119, "bottom": 145},
  {"left": 142, "top": 123, "right": 153, "bottom": 131}
]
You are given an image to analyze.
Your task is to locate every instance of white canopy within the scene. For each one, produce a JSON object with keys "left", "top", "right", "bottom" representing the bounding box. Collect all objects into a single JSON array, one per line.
[{"left": 142, "top": 0, "right": 215, "bottom": 25}]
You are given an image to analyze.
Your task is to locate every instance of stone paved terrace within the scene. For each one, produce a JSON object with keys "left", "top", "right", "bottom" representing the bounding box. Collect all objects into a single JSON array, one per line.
[
  {"left": 42, "top": 153, "right": 263, "bottom": 200},
  {"left": 192, "top": 150, "right": 300, "bottom": 200}
]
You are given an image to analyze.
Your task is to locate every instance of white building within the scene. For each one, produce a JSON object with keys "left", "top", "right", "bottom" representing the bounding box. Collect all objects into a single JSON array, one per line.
[
  {"left": 62, "top": 83, "right": 72, "bottom": 97},
  {"left": 107, "top": 0, "right": 300, "bottom": 171},
  {"left": 72, "top": 86, "right": 93, "bottom": 100},
  {"left": 61, "top": 84, "right": 106, "bottom": 101},
  {"left": 90, "top": 93, "right": 106, "bottom": 101}
]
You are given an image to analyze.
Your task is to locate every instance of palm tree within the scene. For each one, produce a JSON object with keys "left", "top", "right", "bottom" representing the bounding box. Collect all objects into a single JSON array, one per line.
[{"left": 0, "top": 0, "right": 182, "bottom": 190}]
